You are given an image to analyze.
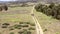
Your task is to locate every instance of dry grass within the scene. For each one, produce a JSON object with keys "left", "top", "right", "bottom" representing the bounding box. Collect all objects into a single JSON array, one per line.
[{"left": 0, "top": 6, "right": 33, "bottom": 22}]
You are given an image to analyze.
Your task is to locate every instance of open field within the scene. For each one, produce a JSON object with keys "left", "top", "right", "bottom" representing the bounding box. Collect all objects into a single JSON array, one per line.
[
  {"left": 0, "top": 6, "right": 33, "bottom": 22},
  {"left": 34, "top": 9, "right": 60, "bottom": 34},
  {"left": 0, "top": 6, "right": 36, "bottom": 34},
  {"left": 0, "top": 6, "right": 32, "bottom": 14}
]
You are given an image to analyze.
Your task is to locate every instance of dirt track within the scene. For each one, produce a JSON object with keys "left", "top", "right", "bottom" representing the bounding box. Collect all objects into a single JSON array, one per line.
[{"left": 31, "top": 6, "right": 44, "bottom": 34}]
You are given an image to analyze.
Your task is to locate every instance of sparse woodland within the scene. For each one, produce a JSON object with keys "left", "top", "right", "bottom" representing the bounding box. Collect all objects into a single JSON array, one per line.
[{"left": 35, "top": 3, "right": 60, "bottom": 19}]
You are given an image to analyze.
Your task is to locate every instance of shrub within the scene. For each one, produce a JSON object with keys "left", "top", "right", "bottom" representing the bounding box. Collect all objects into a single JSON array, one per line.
[
  {"left": 2, "top": 23, "right": 10, "bottom": 26},
  {"left": 24, "top": 22, "right": 30, "bottom": 24},
  {"left": 1, "top": 23, "right": 10, "bottom": 28},
  {"left": 10, "top": 32, "right": 14, "bottom": 34},
  {"left": 27, "top": 31, "right": 31, "bottom": 34},
  {"left": 23, "top": 31, "right": 31, "bottom": 34},
  {"left": 18, "top": 31, "right": 23, "bottom": 34},
  {"left": 19, "top": 22, "right": 30, "bottom": 24},
  {"left": 9, "top": 28, "right": 14, "bottom": 31},
  {"left": 30, "top": 23, "right": 35, "bottom": 26},
  {"left": 56, "top": 32, "right": 59, "bottom": 34},
  {"left": 22, "top": 24, "right": 29, "bottom": 27},
  {"left": 14, "top": 24, "right": 22, "bottom": 29},
  {"left": 1, "top": 25, "right": 7, "bottom": 28},
  {"left": 19, "top": 22, "right": 24, "bottom": 24},
  {"left": 43, "top": 29, "right": 47, "bottom": 32},
  {"left": 28, "top": 27, "right": 35, "bottom": 30},
  {"left": 18, "top": 30, "right": 31, "bottom": 34}
]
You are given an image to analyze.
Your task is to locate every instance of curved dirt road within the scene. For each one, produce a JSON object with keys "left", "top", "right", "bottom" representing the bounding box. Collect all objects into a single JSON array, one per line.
[{"left": 31, "top": 5, "right": 44, "bottom": 34}]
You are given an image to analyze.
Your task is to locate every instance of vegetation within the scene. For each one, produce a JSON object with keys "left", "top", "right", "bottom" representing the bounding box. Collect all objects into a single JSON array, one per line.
[
  {"left": 20, "top": 3, "right": 28, "bottom": 7},
  {"left": 9, "top": 28, "right": 14, "bottom": 31},
  {"left": 0, "top": 6, "right": 35, "bottom": 34},
  {"left": 0, "top": 22, "right": 35, "bottom": 34},
  {"left": 2, "top": 23, "right": 10, "bottom": 26},
  {"left": 28, "top": 27, "right": 35, "bottom": 30},
  {"left": 19, "top": 22, "right": 30, "bottom": 24},
  {"left": 0, "top": 5, "right": 8, "bottom": 11},
  {"left": 30, "top": 23, "right": 35, "bottom": 26},
  {"left": 10, "top": 32, "right": 14, "bottom": 34},
  {"left": 22, "top": 24, "right": 29, "bottom": 27},
  {"left": 56, "top": 32, "right": 59, "bottom": 34},
  {"left": 1, "top": 23, "right": 10, "bottom": 28},
  {"left": 18, "top": 30, "right": 31, "bottom": 34},
  {"left": 1, "top": 25, "right": 8, "bottom": 28},
  {"left": 14, "top": 24, "right": 22, "bottom": 29},
  {"left": 34, "top": 4, "right": 60, "bottom": 34},
  {"left": 35, "top": 3, "right": 60, "bottom": 19},
  {"left": 43, "top": 29, "right": 47, "bottom": 32}
]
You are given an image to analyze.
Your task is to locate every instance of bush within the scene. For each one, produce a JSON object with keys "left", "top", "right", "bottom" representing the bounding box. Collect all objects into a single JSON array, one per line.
[
  {"left": 14, "top": 24, "right": 22, "bottom": 29},
  {"left": 27, "top": 31, "right": 31, "bottom": 34},
  {"left": 23, "top": 31, "right": 31, "bottom": 34},
  {"left": 22, "top": 24, "right": 29, "bottom": 27},
  {"left": 19, "top": 22, "right": 24, "bottom": 24},
  {"left": 24, "top": 22, "right": 30, "bottom": 24},
  {"left": 9, "top": 28, "right": 14, "bottom": 31},
  {"left": 56, "top": 32, "right": 59, "bottom": 34},
  {"left": 1, "top": 23, "right": 10, "bottom": 28},
  {"left": 30, "top": 23, "right": 35, "bottom": 26},
  {"left": 18, "top": 31, "right": 23, "bottom": 34},
  {"left": 2, "top": 23, "right": 10, "bottom": 26},
  {"left": 10, "top": 32, "right": 14, "bottom": 34},
  {"left": 1, "top": 25, "right": 8, "bottom": 28},
  {"left": 28, "top": 27, "right": 35, "bottom": 30},
  {"left": 18, "top": 30, "right": 31, "bottom": 34},
  {"left": 43, "top": 29, "right": 47, "bottom": 32},
  {"left": 19, "top": 22, "right": 30, "bottom": 24}
]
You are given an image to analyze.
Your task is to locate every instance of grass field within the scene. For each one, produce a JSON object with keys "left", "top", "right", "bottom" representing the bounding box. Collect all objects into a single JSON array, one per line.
[
  {"left": 0, "top": 6, "right": 36, "bottom": 34},
  {"left": 34, "top": 9, "right": 60, "bottom": 34},
  {"left": 1, "top": 5, "right": 60, "bottom": 34},
  {"left": 0, "top": 6, "right": 33, "bottom": 22},
  {"left": 0, "top": 14, "right": 33, "bottom": 22},
  {"left": 0, "top": 6, "right": 32, "bottom": 14}
]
